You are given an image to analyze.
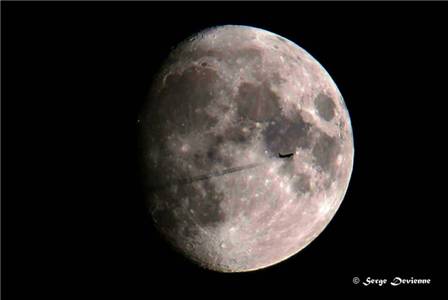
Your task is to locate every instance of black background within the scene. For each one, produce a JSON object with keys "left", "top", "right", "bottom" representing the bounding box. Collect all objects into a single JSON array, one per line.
[{"left": 2, "top": 2, "right": 446, "bottom": 298}]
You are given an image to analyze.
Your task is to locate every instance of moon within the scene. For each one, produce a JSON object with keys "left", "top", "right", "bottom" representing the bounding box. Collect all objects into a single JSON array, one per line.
[{"left": 138, "top": 25, "right": 354, "bottom": 272}]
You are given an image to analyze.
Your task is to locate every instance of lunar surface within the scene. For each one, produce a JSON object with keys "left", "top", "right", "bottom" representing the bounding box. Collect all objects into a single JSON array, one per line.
[{"left": 138, "top": 25, "right": 354, "bottom": 272}]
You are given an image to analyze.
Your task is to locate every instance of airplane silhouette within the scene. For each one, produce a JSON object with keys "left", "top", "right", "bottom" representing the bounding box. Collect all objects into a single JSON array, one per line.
[{"left": 278, "top": 152, "right": 294, "bottom": 158}]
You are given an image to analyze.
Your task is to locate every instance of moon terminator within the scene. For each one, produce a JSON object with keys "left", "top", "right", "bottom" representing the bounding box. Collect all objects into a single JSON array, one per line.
[{"left": 138, "top": 25, "right": 354, "bottom": 272}]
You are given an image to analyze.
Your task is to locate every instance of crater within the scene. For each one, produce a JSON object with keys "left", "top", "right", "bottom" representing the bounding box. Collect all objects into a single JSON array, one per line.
[{"left": 314, "top": 93, "right": 336, "bottom": 121}]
